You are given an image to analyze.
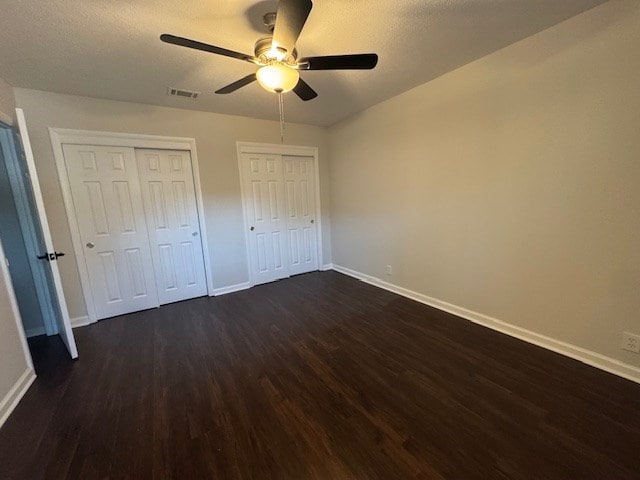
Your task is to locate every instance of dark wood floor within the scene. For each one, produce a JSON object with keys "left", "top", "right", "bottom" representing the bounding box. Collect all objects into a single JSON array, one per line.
[{"left": 1, "top": 271, "right": 639, "bottom": 479}]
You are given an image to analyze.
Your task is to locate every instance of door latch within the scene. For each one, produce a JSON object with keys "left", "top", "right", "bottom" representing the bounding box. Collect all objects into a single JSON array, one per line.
[{"left": 37, "top": 252, "right": 66, "bottom": 261}]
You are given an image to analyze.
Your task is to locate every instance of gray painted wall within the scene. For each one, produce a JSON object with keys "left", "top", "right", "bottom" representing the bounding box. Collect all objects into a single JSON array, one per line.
[
  {"left": 329, "top": 0, "right": 640, "bottom": 370},
  {"left": 0, "top": 76, "right": 15, "bottom": 125}
]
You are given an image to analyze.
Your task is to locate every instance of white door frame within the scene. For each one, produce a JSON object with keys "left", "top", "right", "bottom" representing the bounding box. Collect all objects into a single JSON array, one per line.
[
  {"left": 0, "top": 238, "right": 34, "bottom": 373},
  {"left": 236, "top": 141, "right": 323, "bottom": 286},
  {"left": 49, "top": 128, "right": 215, "bottom": 324},
  {"left": 0, "top": 238, "right": 35, "bottom": 410}
]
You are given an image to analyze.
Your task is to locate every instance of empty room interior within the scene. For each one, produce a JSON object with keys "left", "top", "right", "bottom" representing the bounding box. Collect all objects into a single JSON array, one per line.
[{"left": 1, "top": 0, "right": 639, "bottom": 478}]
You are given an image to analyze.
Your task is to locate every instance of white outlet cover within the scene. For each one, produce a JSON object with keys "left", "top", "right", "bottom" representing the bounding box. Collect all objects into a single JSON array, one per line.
[{"left": 621, "top": 332, "right": 640, "bottom": 353}]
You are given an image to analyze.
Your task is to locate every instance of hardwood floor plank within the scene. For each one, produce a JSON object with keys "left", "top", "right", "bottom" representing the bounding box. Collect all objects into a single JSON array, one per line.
[{"left": 1, "top": 271, "right": 639, "bottom": 479}]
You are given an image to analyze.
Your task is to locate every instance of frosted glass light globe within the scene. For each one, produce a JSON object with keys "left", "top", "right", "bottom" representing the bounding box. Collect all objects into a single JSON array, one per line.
[{"left": 256, "top": 63, "right": 300, "bottom": 93}]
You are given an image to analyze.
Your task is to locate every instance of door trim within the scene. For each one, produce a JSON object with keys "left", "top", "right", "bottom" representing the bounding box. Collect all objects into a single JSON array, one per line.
[
  {"left": 0, "top": 238, "right": 36, "bottom": 429},
  {"left": 236, "top": 141, "right": 323, "bottom": 287},
  {"left": 0, "top": 238, "right": 34, "bottom": 372},
  {"left": 49, "top": 128, "right": 215, "bottom": 324}
]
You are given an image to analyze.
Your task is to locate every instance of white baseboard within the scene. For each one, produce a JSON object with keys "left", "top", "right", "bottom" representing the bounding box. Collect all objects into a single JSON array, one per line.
[
  {"left": 0, "top": 368, "right": 36, "bottom": 429},
  {"left": 331, "top": 264, "right": 640, "bottom": 384},
  {"left": 212, "top": 281, "right": 252, "bottom": 296},
  {"left": 70, "top": 315, "right": 92, "bottom": 329},
  {"left": 25, "top": 326, "right": 46, "bottom": 338},
  {"left": 320, "top": 263, "right": 334, "bottom": 271}
]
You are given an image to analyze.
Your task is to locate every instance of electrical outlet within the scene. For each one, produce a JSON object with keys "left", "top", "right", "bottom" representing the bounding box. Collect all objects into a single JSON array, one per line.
[
  {"left": 386, "top": 265, "right": 392, "bottom": 275},
  {"left": 621, "top": 332, "right": 640, "bottom": 353}
]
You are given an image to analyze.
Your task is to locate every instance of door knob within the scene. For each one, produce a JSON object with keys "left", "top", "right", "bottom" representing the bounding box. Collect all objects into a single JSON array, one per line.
[
  {"left": 192, "top": 232, "right": 199, "bottom": 237},
  {"left": 250, "top": 226, "right": 255, "bottom": 231},
  {"left": 37, "top": 252, "right": 66, "bottom": 261},
  {"left": 86, "top": 242, "right": 95, "bottom": 249},
  {"left": 310, "top": 219, "right": 315, "bottom": 224}
]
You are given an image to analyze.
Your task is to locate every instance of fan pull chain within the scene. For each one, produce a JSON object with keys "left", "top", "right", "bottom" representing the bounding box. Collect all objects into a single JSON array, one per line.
[{"left": 278, "top": 91, "right": 285, "bottom": 144}]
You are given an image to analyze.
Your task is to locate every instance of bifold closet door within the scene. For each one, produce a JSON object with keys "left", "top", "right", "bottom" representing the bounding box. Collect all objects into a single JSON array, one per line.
[
  {"left": 136, "top": 149, "right": 208, "bottom": 304},
  {"left": 283, "top": 156, "right": 318, "bottom": 275},
  {"left": 240, "top": 153, "right": 290, "bottom": 285},
  {"left": 62, "top": 144, "right": 158, "bottom": 320}
]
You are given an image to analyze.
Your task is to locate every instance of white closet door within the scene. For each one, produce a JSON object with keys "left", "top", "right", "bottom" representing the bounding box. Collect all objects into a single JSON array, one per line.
[
  {"left": 62, "top": 144, "right": 158, "bottom": 320},
  {"left": 283, "top": 156, "right": 318, "bottom": 275},
  {"left": 136, "top": 149, "right": 208, "bottom": 304},
  {"left": 240, "top": 153, "right": 289, "bottom": 285}
]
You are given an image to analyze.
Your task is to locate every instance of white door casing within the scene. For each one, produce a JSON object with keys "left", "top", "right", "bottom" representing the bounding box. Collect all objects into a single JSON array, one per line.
[
  {"left": 15, "top": 109, "right": 78, "bottom": 358},
  {"left": 0, "top": 238, "right": 34, "bottom": 379},
  {"left": 136, "top": 149, "right": 208, "bottom": 304},
  {"left": 62, "top": 144, "right": 158, "bottom": 320},
  {"left": 283, "top": 156, "right": 319, "bottom": 275},
  {"left": 239, "top": 153, "right": 290, "bottom": 285}
]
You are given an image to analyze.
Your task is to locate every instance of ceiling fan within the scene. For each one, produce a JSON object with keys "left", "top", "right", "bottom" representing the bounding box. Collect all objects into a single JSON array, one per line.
[{"left": 160, "top": 0, "right": 378, "bottom": 101}]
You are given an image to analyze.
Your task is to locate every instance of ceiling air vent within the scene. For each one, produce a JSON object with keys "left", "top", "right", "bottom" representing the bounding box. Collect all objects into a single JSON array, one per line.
[{"left": 167, "top": 87, "right": 200, "bottom": 99}]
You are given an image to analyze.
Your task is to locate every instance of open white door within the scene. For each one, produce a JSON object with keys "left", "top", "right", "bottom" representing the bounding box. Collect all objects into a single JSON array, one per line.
[{"left": 15, "top": 108, "right": 78, "bottom": 359}]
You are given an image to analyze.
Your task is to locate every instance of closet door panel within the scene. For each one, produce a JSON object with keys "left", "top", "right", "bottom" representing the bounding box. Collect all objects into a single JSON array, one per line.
[
  {"left": 136, "top": 149, "right": 208, "bottom": 305},
  {"left": 240, "top": 153, "right": 290, "bottom": 285},
  {"left": 62, "top": 144, "right": 158, "bottom": 319},
  {"left": 283, "top": 156, "right": 318, "bottom": 275}
]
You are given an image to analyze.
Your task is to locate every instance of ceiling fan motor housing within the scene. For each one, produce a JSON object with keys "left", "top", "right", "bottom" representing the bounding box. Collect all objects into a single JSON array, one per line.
[{"left": 254, "top": 35, "right": 297, "bottom": 64}]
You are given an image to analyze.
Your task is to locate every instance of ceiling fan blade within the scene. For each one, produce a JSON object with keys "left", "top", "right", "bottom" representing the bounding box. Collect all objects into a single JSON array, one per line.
[
  {"left": 293, "top": 77, "right": 318, "bottom": 101},
  {"left": 299, "top": 54, "right": 378, "bottom": 70},
  {"left": 160, "top": 34, "right": 256, "bottom": 64},
  {"left": 215, "top": 74, "right": 257, "bottom": 94},
  {"left": 272, "top": 0, "right": 313, "bottom": 54}
]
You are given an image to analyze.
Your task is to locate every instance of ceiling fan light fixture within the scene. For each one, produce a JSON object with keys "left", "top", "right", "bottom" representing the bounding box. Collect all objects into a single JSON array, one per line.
[{"left": 256, "top": 63, "right": 299, "bottom": 93}]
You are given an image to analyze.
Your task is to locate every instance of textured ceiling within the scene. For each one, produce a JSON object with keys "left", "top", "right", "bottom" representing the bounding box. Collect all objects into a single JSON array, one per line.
[{"left": 0, "top": 0, "right": 606, "bottom": 126}]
